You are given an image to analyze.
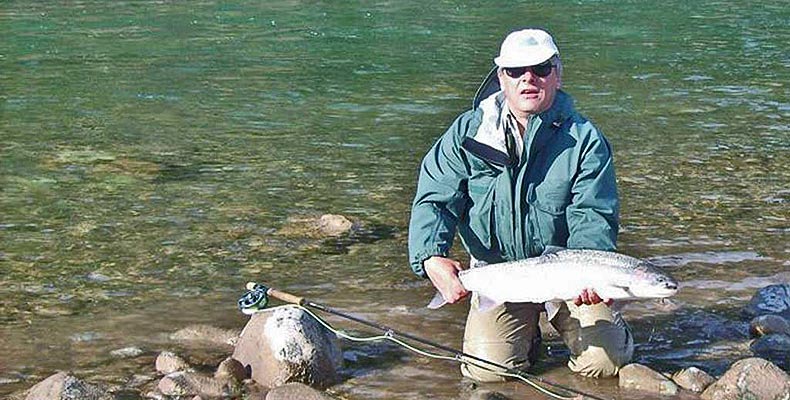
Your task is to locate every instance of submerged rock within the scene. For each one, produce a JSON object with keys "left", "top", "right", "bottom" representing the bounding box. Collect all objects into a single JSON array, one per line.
[
  {"left": 277, "top": 214, "right": 359, "bottom": 239},
  {"left": 316, "top": 214, "right": 355, "bottom": 237},
  {"left": 232, "top": 305, "right": 342, "bottom": 389},
  {"left": 618, "top": 363, "right": 678, "bottom": 396},
  {"left": 750, "top": 334, "right": 790, "bottom": 371},
  {"left": 701, "top": 357, "right": 790, "bottom": 400},
  {"left": 25, "top": 371, "right": 112, "bottom": 400},
  {"left": 743, "top": 284, "right": 790, "bottom": 320},
  {"left": 265, "top": 382, "right": 334, "bottom": 400},
  {"left": 749, "top": 314, "right": 790, "bottom": 337},
  {"left": 671, "top": 366, "right": 715, "bottom": 393},
  {"left": 109, "top": 346, "right": 145, "bottom": 359},
  {"left": 170, "top": 324, "right": 240, "bottom": 348}
]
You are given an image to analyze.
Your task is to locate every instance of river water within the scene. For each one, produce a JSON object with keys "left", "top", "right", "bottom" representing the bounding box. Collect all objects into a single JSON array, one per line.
[{"left": 1, "top": 1, "right": 788, "bottom": 399}]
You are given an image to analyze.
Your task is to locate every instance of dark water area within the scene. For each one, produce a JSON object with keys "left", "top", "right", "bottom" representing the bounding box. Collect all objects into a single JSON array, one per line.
[{"left": 1, "top": 1, "right": 788, "bottom": 398}]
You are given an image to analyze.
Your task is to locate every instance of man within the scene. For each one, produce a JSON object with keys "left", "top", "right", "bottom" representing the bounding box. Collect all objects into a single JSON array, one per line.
[{"left": 408, "top": 28, "right": 633, "bottom": 381}]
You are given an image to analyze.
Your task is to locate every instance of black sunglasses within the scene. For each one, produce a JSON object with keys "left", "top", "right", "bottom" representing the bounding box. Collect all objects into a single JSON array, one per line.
[{"left": 503, "top": 61, "right": 554, "bottom": 78}]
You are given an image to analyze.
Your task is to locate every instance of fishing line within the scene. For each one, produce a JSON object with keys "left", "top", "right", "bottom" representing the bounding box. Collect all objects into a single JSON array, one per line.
[
  {"left": 288, "top": 304, "right": 580, "bottom": 400},
  {"left": 238, "top": 283, "right": 605, "bottom": 400}
]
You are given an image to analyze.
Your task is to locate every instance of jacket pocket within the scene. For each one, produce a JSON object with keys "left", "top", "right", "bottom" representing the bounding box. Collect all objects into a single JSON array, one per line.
[{"left": 528, "top": 181, "right": 570, "bottom": 247}]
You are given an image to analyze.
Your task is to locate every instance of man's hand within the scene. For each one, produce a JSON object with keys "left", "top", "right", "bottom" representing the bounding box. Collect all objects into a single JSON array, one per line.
[
  {"left": 573, "top": 288, "right": 614, "bottom": 307},
  {"left": 424, "top": 256, "right": 469, "bottom": 304}
]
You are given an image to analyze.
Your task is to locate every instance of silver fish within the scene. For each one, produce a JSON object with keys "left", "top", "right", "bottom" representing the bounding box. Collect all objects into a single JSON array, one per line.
[{"left": 428, "top": 248, "right": 678, "bottom": 315}]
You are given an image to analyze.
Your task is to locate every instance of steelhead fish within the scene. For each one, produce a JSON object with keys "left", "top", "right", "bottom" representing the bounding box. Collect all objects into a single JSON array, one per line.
[{"left": 428, "top": 248, "right": 678, "bottom": 316}]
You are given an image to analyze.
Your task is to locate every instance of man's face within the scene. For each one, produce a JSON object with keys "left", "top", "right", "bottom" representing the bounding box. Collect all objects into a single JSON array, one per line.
[{"left": 498, "top": 61, "right": 561, "bottom": 120}]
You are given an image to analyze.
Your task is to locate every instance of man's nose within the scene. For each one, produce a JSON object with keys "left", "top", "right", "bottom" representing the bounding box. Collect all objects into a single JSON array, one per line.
[{"left": 520, "top": 70, "right": 537, "bottom": 84}]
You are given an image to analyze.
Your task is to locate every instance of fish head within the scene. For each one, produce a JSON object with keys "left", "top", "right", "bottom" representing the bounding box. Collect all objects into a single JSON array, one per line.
[{"left": 627, "top": 262, "right": 679, "bottom": 298}]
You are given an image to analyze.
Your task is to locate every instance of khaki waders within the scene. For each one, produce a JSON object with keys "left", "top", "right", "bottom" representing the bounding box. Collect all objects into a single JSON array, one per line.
[{"left": 461, "top": 295, "right": 634, "bottom": 381}]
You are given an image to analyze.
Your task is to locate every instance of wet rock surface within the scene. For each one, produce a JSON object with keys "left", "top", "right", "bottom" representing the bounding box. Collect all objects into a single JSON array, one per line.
[
  {"left": 232, "top": 305, "right": 342, "bottom": 389},
  {"left": 265, "top": 382, "right": 335, "bottom": 400},
  {"left": 750, "top": 334, "right": 790, "bottom": 371},
  {"left": 155, "top": 351, "right": 192, "bottom": 374},
  {"left": 618, "top": 363, "right": 678, "bottom": 396},
  {"left": 671, "top": 366, "right": 715, "bottom": 393},
  {"left": 749, "top": 314, "right": 790, "bottom": 337},
  {"left": 156, "top": 357, "right": 246, "bottom": 398},
  {"left": 24, "top": 372, "right": 112, "bottom": 400},
  {"left": 743, "top": 283, "right": 790, "bottom": 320},
  {"left": 701, "top": 357, "right": 790, "bottom": 400},
  {"left": 468, "top": 389, "right": 512, "bottom": 400}
]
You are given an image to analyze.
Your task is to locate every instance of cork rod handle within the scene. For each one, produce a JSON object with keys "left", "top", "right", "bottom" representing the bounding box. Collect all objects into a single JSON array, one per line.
[{"left": 266, "top": 288, "right": 305, "bottom": 306}]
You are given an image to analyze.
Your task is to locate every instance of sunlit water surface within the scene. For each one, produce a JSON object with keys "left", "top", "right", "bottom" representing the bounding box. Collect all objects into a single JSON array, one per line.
[{"left": 1, "top": 1, "right": 788, "bottom": 399}]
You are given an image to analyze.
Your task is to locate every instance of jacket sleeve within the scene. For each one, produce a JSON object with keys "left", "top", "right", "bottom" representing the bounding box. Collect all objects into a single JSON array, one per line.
[
  {"left": 566, "top": 124, "right": 619, "bottom": 251},
  {"left": 408, "top": 114, "right": 472, "bottom": 277}
]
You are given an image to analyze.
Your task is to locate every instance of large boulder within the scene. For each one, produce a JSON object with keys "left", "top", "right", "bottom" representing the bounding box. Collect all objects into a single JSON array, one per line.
[
  {"left": 232, "top": 305, "right": 342, "bottom": 389},
  {"left": 618, "top": 363, "right": 678, "bottom": 396},
  {"left": 701, "top": 357, "right": 790, "bottom": 400},
  {"left": 743, "top": 284, "right": 790, "bottom": 320},
  {"left": 25, "top": 372, "right": 112, "bottom": 400}
]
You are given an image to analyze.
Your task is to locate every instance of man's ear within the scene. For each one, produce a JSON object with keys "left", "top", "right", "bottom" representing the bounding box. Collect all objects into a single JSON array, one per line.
[{"left": 496, "top": 68, "right": 505, "bottom": 88}]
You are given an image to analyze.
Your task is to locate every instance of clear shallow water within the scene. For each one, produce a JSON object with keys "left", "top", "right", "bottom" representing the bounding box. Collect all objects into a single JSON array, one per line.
[{"left": 1, "top": 1, "right": 788, "bottom": 398}]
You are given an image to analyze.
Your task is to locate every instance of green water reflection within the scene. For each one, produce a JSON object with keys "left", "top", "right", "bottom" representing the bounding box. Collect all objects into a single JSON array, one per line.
[{"left": 1, "top": 0, "right": 788, "bottom": 398}]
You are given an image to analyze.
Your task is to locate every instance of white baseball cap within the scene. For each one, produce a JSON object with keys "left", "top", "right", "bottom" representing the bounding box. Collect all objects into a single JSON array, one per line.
[{"left": 494, "top": 29, "right": 559, "bottom": 67}]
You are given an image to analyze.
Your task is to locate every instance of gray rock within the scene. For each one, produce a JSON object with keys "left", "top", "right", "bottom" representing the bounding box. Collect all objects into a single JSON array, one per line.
[
  {"left": 25, "top": 371, "right": 112, "bottom": 400},
  {"left": 750, "top": 334, "right": 790, "bottom": 370},
  {"left": 215, "top": 357, "right": 248, "bottom": 382},
  {"left": 619, "top": 363, "right": 678, "bottom": 396},
  {"left": 243, "top": 379, "right": 270, "bottom": 400},
  {"left": 232, "top": 305, "right": 342, "bottom": 389},
  {"left": 671, "top": 366, "right": 716, "bottom": 393},
  {"left": 155, "top": 351, "right": 192, "bottom": 374},
  {"left": 743, "top": 284, "right": 790, "bottom": 320},
  {"left": 157, "top": 370, "right": 241, "bottom": 398},
  {"left": 701, "top": 357, "right": 790, "bottom": 400},
  {"left": 265, "top": 382, "right": 333, "bottom": 400},
  {"left": 750, "top": 314, "right": 790, "bottom": 337}
]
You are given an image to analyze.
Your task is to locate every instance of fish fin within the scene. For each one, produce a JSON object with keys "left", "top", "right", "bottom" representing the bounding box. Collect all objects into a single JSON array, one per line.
[
  {"left": 545, "top": 301, "right": 564, "bottom": 321},
  {"left": 542, "top": 245, "right": 566, "bottom": 255},
  {"left": 476, "top": 294, "right": 501, "bottom": 313},
  {"left": 427, "top": 291, "right": 447, "bottom": 309}
]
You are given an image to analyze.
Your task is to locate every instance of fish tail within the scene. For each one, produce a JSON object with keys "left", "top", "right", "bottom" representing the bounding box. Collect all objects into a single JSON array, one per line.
[{"left": 427, "top": 291, "right": 447, "bottom": 309}]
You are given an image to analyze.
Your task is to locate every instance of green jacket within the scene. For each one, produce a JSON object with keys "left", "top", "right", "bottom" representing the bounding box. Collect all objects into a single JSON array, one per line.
[{"left": 408, "top": 88, "right": 619, "bottom": 278}]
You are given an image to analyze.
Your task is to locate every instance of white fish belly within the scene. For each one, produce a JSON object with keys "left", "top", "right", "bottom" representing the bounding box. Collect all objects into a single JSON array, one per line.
[{"left": 459, "top": 259, "right": 635, "bottom": 303}]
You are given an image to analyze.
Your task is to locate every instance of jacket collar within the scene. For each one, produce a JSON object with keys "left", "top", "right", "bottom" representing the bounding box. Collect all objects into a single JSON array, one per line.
[{"left": 463, "top": 89, "right": 573, "bottom": 167}]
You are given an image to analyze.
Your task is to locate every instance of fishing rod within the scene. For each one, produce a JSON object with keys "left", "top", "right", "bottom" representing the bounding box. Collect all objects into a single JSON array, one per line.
[{"left": 238, "top": 282, "right": 608, "bottom": 400}]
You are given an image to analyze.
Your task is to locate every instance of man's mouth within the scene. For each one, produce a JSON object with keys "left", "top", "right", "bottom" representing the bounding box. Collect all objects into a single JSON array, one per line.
[{"left": 520, "top": 89, "right": 540, "bottom": 98}]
